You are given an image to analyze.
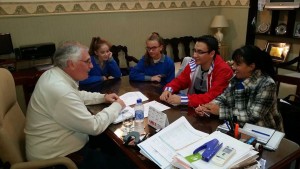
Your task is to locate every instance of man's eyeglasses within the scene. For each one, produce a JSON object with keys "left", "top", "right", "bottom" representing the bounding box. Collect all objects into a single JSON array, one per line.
[
  {"left": 79, "top": 59, "right": 92, "bottom": 65},
  {"left": 146, "top": 46, "right": 160, "bottom": 51},
  {"left": 193, "top": 49, "right": 209, "bottom": 55}
]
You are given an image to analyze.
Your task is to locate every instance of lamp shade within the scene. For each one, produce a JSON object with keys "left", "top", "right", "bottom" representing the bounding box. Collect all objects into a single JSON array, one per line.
[{"left": 210, "top": 15, "right": 229, "bottom": 28}]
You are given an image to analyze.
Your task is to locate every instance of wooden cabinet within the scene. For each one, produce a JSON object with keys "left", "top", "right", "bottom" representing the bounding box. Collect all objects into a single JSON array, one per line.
[{"left": 246, "top": 0, "right": 300, "bottom": 45}]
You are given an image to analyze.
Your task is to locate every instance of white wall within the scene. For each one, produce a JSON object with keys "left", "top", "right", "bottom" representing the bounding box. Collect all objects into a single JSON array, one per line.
[{"left": 0, "top": 7, "right": 249, "bottom": 112}]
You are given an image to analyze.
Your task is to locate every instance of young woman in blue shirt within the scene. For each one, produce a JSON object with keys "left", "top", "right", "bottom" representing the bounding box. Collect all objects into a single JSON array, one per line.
[
  {"left": 129, "top": 32, "right": 175, "bottom": 85},
  {"left": 79, "top": 37, "right": 121, "bottom": 87}
]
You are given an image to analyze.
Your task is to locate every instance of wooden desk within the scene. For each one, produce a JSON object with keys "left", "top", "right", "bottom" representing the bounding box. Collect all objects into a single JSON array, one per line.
[{"left": 87, "top": 76, "right": 299, "bottom": 169}]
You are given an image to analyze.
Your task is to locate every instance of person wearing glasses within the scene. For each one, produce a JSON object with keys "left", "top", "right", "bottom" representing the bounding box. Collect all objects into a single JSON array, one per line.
[
  {"left": 195, "top": 45, "right": 283, "bottom": 131},
  {"left": 79, "top": 37, "right": 121, "bottom": 90},
  {"left": 25, "top": 41, "right": 131, "bottom": 168},
  {"left": 160, "top": 35, "right": 233, "bottom": 107},
  {"left": 129, "top": 32, "right": 175, "bottom": 85}
]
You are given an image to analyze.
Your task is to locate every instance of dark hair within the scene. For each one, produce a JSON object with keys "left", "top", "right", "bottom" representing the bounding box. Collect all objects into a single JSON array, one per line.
[
  {"left": 88, "top": 37, "right": 111, "bottom": 56},
  {"left": 196, "top": 35, "right": 220, "bottom": 58},
  {"left": 144, "top": 32, "right": 164, "bottom": 66},
  {"left": 232, "top": 45, "right": 276, "bottom": 79}
]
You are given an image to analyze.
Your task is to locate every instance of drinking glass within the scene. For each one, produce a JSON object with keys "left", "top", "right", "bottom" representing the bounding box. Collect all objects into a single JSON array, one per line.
[{"left": 122, "top": 110, "right": 134, "bottom": 133}]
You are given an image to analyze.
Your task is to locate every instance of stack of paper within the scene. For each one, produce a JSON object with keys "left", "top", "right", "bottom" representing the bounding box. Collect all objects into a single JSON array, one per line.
[
  {"left": 174, "top": 131, "right": 258, "bottom": 169},
  {"left": 138, "top": 117, "right": 259, "bottom": 169},
  {"left": 138, "top": 117, "right": 209, "bottom": 169}
]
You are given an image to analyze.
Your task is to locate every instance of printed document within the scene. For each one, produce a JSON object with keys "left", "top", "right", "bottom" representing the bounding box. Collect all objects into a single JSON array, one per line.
[
  {"left": 138, "top": 117, "right": 208, "bottom": 169},
  {"left": 119, "top": 91, "right": 148, "bottom": 106},
  {"left": 143, "top": 101, "right": 170, "bottom": 117}
]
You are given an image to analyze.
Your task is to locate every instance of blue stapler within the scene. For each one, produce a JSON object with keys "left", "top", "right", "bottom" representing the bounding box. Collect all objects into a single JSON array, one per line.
[{"left": 193, "top": 138, "right": 223, "bottom": 162}]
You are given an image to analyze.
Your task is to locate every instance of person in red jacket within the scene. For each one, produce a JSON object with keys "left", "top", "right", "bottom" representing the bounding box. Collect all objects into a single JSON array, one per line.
[{"left": 160, "top": 35, "right": 233, "bottom": 108}]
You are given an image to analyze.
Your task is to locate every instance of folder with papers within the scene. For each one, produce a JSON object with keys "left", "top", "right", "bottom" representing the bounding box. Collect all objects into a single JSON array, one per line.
[{"left": 138, "top": 117, "right": 259, "bottom": 169}]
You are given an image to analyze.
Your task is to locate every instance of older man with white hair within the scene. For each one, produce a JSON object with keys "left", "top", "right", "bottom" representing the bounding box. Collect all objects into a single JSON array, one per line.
[{"left": 25, "top": 41, "right": 126, "bottom": 168}]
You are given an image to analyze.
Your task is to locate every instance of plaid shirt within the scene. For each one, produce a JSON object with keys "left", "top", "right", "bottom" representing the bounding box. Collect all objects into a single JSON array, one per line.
[{"left": 213, "top": 70, "right": 283, "bottom": 131}]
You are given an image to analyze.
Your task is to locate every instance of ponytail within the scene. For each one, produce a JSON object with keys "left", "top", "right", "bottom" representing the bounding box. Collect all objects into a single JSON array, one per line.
[
  {"left": 88, "top": 37, "right": 111, "bottom": 56},
  {"left": 232, "top": 45, "right": 276, "bottom": 79}
]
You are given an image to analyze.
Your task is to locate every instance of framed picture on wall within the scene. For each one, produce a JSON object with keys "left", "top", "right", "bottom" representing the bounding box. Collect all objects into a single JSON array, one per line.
[
  {"left": 265, "top": 42, "right": 291, "bottom": 63},
  {"left": 294, "top": 22, "right": 300, "bottom": 37}
]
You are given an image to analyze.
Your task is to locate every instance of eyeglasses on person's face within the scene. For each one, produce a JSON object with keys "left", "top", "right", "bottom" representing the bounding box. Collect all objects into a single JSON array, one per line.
[
  {"left": 146, "top": 46, "right": 160, "bottom": 52},
  {"left": 193, "top": 48, "right": 210, "bottom": 55},
  {"left": 79, "top": 59, "right": 92, "bottom": 65}
]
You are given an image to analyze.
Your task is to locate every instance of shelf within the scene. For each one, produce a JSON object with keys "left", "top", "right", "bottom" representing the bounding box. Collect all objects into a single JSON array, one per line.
[{"left": 255, "top": 33, "right": 300, "bottom": 43}]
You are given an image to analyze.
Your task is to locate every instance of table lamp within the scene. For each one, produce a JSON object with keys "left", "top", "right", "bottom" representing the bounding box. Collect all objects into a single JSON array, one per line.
[{"left": 210, "top": 15, "right": 229, "bottom": 46}]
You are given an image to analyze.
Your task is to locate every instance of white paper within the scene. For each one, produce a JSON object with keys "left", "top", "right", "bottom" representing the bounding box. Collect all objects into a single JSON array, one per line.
[
  {"left": 143, "top": 100, "right": 170, "bottom": 117},
  {"left": 264, "top": 131, "right": 285, "bottom": 150},
  {"left": 243, "top": 123, "right": 275, "bottom": 144},
  {"left": 148, "top": 106, "right": 169, "bottom": 130},
  {"left": 119, "top": 91, "right": 148, "bottom": 106},
  {"left": 112, "top": 106, "right": 134, "bottom": 124},
  {"left": 138, "top": 117, "right": 208, "bottom": 169}
]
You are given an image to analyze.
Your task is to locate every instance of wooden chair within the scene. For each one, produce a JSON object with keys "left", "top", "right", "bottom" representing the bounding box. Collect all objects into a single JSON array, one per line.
[
  {"left": 274, "top": 56, "right": 300, "bottom": 74},
  {"left": 275, "top": 75, "right": 300, "bottom": 169},
  {"left": 163, "top": 36, "right": 197, "bottom": 62},
  {"left": 0, "top": 68, "right": 77, "bottom": 169},
  {"left": 275, "top": 74, "right": 300, "bottom": 100},
  {"left": 111, "top": 45, "right": 138, "bottom": 76}
]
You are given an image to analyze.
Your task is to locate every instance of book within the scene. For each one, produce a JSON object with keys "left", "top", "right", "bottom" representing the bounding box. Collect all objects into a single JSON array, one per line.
[{"left": 138, "top": 117, "right": 258, "bottom": 169}]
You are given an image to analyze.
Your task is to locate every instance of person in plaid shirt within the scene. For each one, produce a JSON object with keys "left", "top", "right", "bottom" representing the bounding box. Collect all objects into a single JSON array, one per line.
[{"left": 195, "top": 45, "right": 283, "bottom": 131}]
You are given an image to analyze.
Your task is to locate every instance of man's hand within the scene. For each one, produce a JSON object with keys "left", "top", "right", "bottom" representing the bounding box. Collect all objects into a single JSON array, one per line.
[
  {"left": 115, "top": 98, "right": 126, "bottom": 109},
  {"left": 166, "top": 94, "right": 181, "bottom": 106},
  {"left": 160, "top": 90, "right": 171, "bottom": 102},
  {"left": 104, "top": 93, "right": 119, "bottom": 103}
]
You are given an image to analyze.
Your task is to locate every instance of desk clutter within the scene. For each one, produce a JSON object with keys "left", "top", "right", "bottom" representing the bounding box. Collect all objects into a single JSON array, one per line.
[
  {"left": 216, "top": 122, "right": 285, "bottom": 151},
  {"left": 138, "top": 117, "right": 262, "bottom": 169}
]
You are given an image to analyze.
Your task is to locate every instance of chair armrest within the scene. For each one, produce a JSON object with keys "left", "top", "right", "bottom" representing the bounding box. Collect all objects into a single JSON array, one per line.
[
  {"left": 275, "top": 56, "right": 300, "bottom": 67},
  {"left": 274, "top": 56, "right": 300, "bottom": 73},
  {"left": 11, "top": 157, "right": 78, "bottom": 169}
]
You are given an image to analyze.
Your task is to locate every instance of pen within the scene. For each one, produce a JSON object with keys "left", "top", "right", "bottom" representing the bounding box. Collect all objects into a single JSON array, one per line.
[
  {"left": 224, "top": 120, "right": 231, "bottom": 130},
  {"left": 228, "top": 73, "right": 236, "bottom": 82},
  {"left": 141, "top": 133, "right": 150, "bottom": 142},
  {"left": 193, "top": 106, "right": 210, "bottom": 117},
  {"left": 251, "top": 129, "right": 270, "bottom": 137},
  {"left": 203, "top": 112, "right": 210, "bottom": 117},
  {"left": 201, "top": 105, "right": 211, "bottom": 117},
  {"left": 228, "top": 116, "right": 234, "bottom": 132}
]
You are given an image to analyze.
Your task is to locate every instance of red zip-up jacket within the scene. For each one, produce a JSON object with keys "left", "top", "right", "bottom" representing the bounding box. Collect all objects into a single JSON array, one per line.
[{"left": 164, "top": 55, "right": 233, "bottom": 107}]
